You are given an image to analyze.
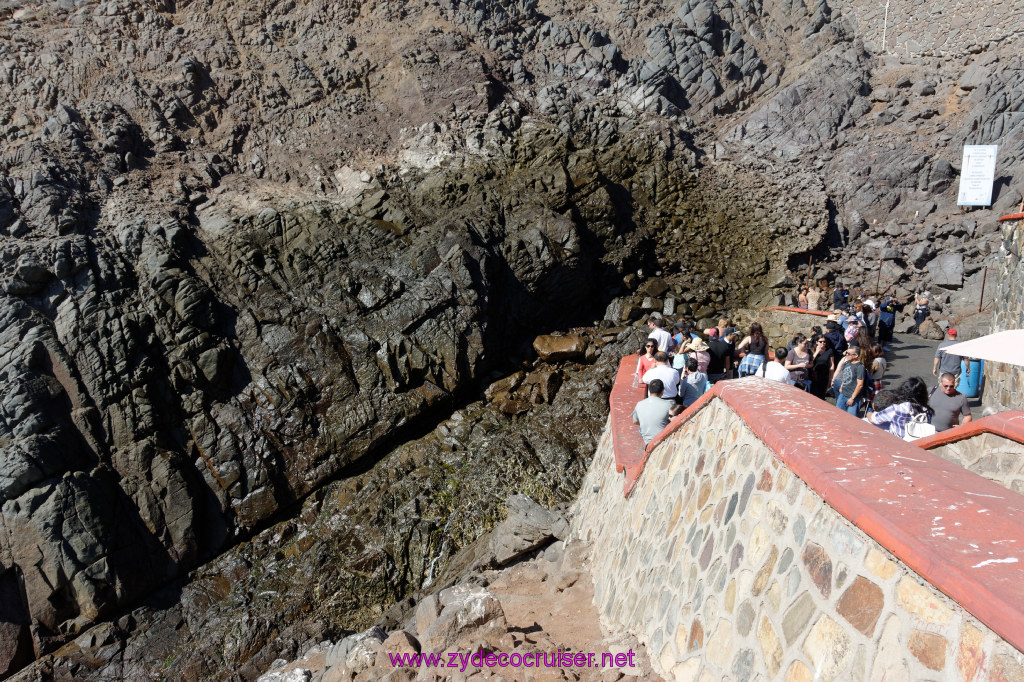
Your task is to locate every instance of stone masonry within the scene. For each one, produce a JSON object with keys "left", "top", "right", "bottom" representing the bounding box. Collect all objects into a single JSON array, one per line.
[
  {"left": 572, "top": 396, "right": 1024, "bottom": 680},
  {"left": 928, "top": 431, "right": 1024, "bottom": 496},
  {"left": 985, "top": 217, "right": 1024, "bottom": 411}
]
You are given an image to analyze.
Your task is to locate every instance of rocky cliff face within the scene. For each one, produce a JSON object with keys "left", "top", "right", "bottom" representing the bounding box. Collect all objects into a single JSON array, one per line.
[{"left": 1, "top": 0, "right": 1022, "bottom": 676}]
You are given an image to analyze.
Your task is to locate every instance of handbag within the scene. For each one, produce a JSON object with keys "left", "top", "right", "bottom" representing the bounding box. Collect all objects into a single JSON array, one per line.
[{"left": 902, "top": 412, "right": 936, "bottom": 441}]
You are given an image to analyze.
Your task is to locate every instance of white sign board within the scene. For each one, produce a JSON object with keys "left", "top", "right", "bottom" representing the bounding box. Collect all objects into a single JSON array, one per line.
[{"left": 957, "top": 145, "right": 998, "bottom": 206}]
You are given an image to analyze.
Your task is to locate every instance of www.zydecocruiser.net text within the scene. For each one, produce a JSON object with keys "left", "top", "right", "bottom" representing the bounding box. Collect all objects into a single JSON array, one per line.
[{"left": 387, "top": 649, "right": 638, "bottom": 671}]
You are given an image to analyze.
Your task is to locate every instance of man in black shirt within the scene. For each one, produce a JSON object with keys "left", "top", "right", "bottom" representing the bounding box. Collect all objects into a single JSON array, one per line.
[
  {"left": 824, "top": 320, "right": 848, "bottom": 354},
  {"left": 833, "top": 283, "right": 850, "bottom": 311},
  {"left": 706, "top": 329, "right": 738, "bottom": 383}
]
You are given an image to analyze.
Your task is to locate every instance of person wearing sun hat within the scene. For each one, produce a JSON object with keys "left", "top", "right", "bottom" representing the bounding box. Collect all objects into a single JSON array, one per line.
[{"left": 685, "top": 336, "right": 712, "bottom": 374}]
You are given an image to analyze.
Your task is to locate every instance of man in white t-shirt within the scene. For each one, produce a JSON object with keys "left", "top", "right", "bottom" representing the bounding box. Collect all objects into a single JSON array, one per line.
[
  {"left": 647, "top": 317, "right": 673, "bottom": 353},
  {"left": 642, "top": 352, "right": 680, "bottom": 399},
  {"left": 760, "top": 347, "right": 793, "bottom": 384}
]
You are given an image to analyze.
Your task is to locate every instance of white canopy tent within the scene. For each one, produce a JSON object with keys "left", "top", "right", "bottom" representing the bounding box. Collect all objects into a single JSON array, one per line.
[{"left": 942, "top": 330, "right": 1024, "bottom": 367}]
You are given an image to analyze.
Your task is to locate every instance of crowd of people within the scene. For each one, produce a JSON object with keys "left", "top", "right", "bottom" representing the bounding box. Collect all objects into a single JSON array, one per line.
[{"left": 630, "top": 285, "right": 974, "bottom": 445}]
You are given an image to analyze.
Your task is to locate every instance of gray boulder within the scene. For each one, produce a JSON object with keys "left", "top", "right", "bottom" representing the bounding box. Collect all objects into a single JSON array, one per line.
[
  {"left": 418, "top": 585, "right": 505, "bottom": 653},
  {"left": 911, "top": 81, "right": 936, "bottom": 96},
  {"left": 919, "top": 320, "right": 946, "bottom": 340},
  {"left": 909, "top": 243, "right": 935, "bottom": 268},
  {"left": 324, "top": 627, "right": 387, "bottom": 674},
  {"left": 948, "top": 269, "right": 991, "bottom": 316},
  {"left": 895, "top": 317, "right": 917, "bottom": 334},
  {"left": 960, "top": 56, "right": 997, "bottom": 91},
  {"left": 928, "top": 253, "right": 964, "bottom": 289},
  {"left": 489, "top": 495, "right": 569, "bottom": 566},
  {"left": 604, "top": 298, "right": 643, "bottom": 323},
  {"left": 414, "top": 595, "right": 442, "bottom": 637}
]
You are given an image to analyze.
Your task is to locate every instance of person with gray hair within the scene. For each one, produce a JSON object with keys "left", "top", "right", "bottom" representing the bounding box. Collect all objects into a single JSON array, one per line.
[{"left": 912, "top": 290, "right": 930, "bottom": 334}]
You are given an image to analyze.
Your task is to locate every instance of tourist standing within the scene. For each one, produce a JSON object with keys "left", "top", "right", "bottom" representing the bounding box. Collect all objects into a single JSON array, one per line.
[
  {"left": 671, "top": 323, "right": 689, "bottom": 370},
  {"left": 680, "top": 357, "right": 709, "bottom": 408},
  {"left": 715, "top": 318, "right": 731, "bottom": 341},
  {"left": 869, "top": 342, "right": 886, "bottom": 396},
  {"left": 836, "top": 345, "right": 865, "bottom": 415},
  {"left": 844, "top": 317, "right": 861, "bottom": 344},
  {"left": 877, "top": 297, "right": 900, "bottom": 347},
  {"left": 912, "top": 290, "right": 930, "bottom": 334},
  {"left": 928, "top": 373, "right": 973, "bottom": 431},
  {"left": 705, "top": 331, "right": 736, "bottom": 384},
  {"left": 810, "top": 336, "right": 836, "bottom": 399},
  {"left": 647, "top": 317, "right": 673, "bottom": 352},
  {"left": 807, "top": 286, "right": 821, "bottom": 311},
  {"left": 824, "top": 319, "right": 848, "bottom": 354},
  {"left": 631, "top": 379, "right": 673, "bottom": 444},
  {"left": 685, "top": 337, "right": 711, "bottom": 374},
  {"left": 635, "top": 340, "right": 658, "bottom": 379},
  {"left": 833, "top": 282, "right": 850, "bottom": 311},
  {"left": 642, "top": 352, "right": 681, "bottom": 399},
  {"left": 736, "top": 323, "right": 769, "bottom": 377},
  {"left": 760, "top": 347, "right": 793, "bottom": 384},
  {"left": 933, "top": 328, "right": 963, "bottom": 386},
  {"left": 864, "top": 303, "right": 878, "bottom": 338},
  {"left": 785, "top": 335, "right": 812, "bottom": 391}
]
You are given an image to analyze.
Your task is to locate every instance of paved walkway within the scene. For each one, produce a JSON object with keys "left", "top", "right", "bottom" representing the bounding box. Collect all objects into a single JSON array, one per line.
[{"left": 881, "top": 334, "right": 980, "bottom": 415}]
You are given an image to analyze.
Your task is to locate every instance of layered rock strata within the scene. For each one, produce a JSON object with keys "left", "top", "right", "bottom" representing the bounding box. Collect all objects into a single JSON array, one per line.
[{"left": 3, "top": 0, "right": 1024, "bottom": 676}]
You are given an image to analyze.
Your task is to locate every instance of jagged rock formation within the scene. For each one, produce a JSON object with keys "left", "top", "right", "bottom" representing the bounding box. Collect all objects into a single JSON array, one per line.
[
  {"left": 12, "top": 333, "right": 643, "bottom": 680},
  {"left": 2, "top": 0, "right": 1024, "bottom": 677},
  {"left": 253, "top": 535, "right": 659, "bottom": 682}
]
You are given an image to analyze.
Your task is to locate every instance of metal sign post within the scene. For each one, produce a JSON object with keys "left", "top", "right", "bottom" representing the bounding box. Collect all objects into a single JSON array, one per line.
[{"left": 979, "top": 266, "right": 988, "bottom": 313}]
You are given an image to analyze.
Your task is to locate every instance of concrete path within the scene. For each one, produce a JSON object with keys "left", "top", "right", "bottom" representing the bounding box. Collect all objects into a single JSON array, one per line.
[{"left": 882, "top": 334, "right": 979, "bottom": 416}]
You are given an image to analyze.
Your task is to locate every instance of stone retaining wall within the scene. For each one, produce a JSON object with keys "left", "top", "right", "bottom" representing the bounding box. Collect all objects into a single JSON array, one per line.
[
  {"left": 917, "top": 412, "right": 1024, "bottom": 495},
  {"left": 928, "top": 432, "right": 1024, "bottom": 496},
  {"left": 985, "top": 217, "right": 1024, "bottom": 411},
  {"left": 571, "top": 378, "right": 1024, "bottom": 680},
  {"left": 753, "top": 308, "right": 829, "bottom": 350}
]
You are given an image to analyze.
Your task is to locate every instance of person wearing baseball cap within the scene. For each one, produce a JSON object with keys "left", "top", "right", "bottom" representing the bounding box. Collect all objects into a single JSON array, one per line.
[{"left": 933, "top": 328, "right": 962, "bottom": 386}]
